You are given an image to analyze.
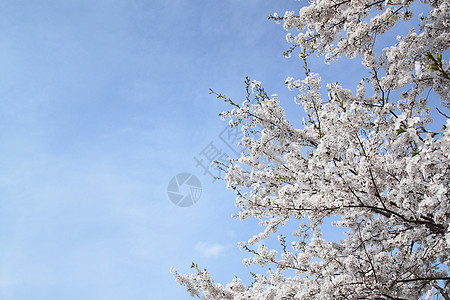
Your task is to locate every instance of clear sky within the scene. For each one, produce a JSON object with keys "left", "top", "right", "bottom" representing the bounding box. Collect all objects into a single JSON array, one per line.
[
  {"left": 0, "top": 1, "right": 441, "bottom": 299},
  {"left": 0, "top": 1, "right": 306, "bottom": 299}
]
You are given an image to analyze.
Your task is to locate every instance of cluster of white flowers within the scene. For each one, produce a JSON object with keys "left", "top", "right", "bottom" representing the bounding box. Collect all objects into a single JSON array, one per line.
[{"left": 174, "top": 0, "right": 449, "bottom": 299}]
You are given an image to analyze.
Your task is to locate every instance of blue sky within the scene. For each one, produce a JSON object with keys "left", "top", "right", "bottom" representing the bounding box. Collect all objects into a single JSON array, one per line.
[
  {"left": 0, "top": 1, "right": 443, "bottom": 299},
  {"left": 0, "top": 1, "right": 308, "bottom": 299}
]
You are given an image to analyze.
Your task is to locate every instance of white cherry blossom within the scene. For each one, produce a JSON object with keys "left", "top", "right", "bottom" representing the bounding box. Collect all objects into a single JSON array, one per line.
[{"left": 174, "top": 0, "right": 449, "bottom": 298}]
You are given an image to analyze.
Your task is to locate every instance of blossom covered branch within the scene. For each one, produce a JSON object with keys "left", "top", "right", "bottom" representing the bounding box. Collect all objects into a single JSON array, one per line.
[{"left": 173, "top": 0, "right": 450, "bottom": 298}]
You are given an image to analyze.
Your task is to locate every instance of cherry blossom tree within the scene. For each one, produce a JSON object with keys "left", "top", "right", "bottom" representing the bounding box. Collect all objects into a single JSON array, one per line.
[{"left": 172, "top": 0, "right": 450, "bottom": 298}]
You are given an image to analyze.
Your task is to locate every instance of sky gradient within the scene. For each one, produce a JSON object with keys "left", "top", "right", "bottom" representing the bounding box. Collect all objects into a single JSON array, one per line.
[
  {"left": 0, "top": 1, "right": 438, "bottom": 299},
  {"left": 0, "top": 1, "right": 307, "bottom": 299}
]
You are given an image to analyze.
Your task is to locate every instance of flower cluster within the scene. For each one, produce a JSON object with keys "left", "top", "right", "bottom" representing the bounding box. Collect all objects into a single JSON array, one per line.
[{"left": 174, "top": 0, "right": 449, "bottom": 298}]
